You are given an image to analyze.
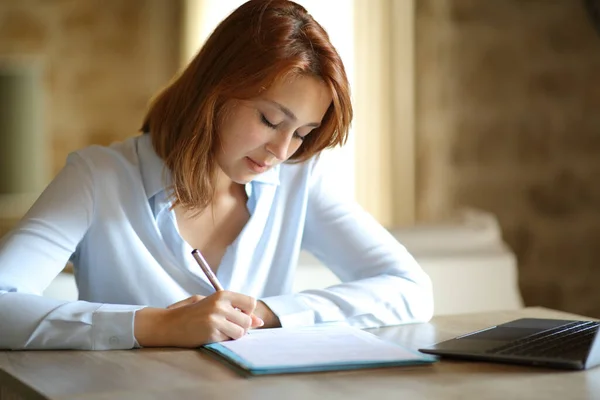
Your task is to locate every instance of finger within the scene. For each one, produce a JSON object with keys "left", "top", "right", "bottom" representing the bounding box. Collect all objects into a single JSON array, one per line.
[
  {"left": 222, "top": 291, "right": 257, "bottom": 315},
  {"left": 166, "top": 295, "right": 204, "bottom": 309},
  {"left": 219, "top": 319, "right": 247, "bottom": 340},
  {"left": 250, "top": 313, "right": 265, "bottom": 328},
  {"left": 225, "top": 307, "right": 254, "bottom": 330}
]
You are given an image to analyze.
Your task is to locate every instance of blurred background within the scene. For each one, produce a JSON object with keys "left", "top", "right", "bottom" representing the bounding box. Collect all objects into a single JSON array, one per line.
[{"left": 1, "top": 0, "right": 600, "bottom": 318}]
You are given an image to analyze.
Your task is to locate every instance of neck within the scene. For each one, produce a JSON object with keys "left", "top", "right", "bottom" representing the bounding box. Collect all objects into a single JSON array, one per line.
[{"left": 213, "top": 168, "right": 243, "bottom": 202}]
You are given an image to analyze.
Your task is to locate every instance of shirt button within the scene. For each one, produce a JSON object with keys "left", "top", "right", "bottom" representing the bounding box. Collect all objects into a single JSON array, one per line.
[{"left": 109, "top": 336, "right": 120, "bottom": 346}]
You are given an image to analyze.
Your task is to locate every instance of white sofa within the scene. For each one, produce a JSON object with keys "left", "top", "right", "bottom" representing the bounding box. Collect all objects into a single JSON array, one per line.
[{"left": 44, "top": 208, "right": 523, "bottom": 316}]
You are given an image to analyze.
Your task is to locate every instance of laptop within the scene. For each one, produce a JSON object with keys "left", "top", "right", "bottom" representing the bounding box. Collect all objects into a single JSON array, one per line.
[{"left": 418, "top": 318, "right": 600, "bottom": 370}]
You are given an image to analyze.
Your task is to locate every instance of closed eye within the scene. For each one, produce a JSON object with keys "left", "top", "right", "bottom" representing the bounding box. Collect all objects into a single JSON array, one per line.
[
  {"left": 262, "top": 112, "right": 307, "bottom": 141},
  {"left": 293, "top": 131, "right": 305, "bottom": 141},
  {"left": 260, "top": 114, "right": 277, "bottom": 129}
]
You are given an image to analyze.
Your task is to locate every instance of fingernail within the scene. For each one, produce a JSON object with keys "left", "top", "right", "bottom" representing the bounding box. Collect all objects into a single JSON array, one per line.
[{"left": 258, "top": 318, "right": 264, "bottom": 327}]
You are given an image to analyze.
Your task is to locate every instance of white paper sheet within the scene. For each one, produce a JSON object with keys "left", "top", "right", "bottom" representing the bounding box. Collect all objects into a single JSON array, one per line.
[{"left": 217, "top": 325, "right": 427, "bottom": 368}]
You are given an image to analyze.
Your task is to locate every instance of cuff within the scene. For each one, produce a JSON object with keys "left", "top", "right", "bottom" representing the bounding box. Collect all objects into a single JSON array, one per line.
[
  {"left": 260, "top": 294, "right": 315, "bottom": 328},
  {"left": 91, "top": 304, "right": 146, "bottom": 350},
  {"left": 132, "top": 308, "right": 147, "bottom": 348}
]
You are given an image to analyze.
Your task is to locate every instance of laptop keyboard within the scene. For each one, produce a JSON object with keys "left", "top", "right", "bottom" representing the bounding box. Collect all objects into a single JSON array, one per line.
[{"left": 486, "top": 321, "right": 600, "bottom": 360}]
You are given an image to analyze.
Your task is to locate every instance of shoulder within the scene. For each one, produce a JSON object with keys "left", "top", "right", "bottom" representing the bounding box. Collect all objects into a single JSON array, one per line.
[
  {"left": 72, "top": 136, "right": 140, "bottom": 172},
  {"left": 278, "top": 155, "right": 338, "bottom": 196},
  {"left": 64, "top": 136, "right": 146, "bottom": 197},
  {"left": 277, "top": 156, "right": 320, "bottom": 184}
]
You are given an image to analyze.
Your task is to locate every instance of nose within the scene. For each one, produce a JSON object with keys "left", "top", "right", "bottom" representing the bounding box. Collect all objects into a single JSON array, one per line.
[{"left": 265, "top": 130, "right": 295, "bottom": 161}]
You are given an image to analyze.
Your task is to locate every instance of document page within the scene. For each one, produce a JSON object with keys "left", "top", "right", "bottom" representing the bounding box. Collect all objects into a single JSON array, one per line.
[{"left": 216, "top": 325, "right": 428, "bottom": 368}]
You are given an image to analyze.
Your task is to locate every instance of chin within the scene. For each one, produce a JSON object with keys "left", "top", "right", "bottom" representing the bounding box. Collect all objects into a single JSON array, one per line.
[
  {"left": 222, "top": 161, "right": 266, "bottom": 184},
  {"left": 233, "top": 176, "right": 254, "bottom": 185},
  {"left": 229, "top": 172, "right": 255, "bottom": 185}
]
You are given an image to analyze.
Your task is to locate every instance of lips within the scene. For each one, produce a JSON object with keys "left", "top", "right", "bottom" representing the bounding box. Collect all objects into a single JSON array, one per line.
[
  {"left": 245, "top": 157, "right": 271, "bottom": 173},
  {"left": 251, "top": 158, "right": 270, "bottom": 168}
]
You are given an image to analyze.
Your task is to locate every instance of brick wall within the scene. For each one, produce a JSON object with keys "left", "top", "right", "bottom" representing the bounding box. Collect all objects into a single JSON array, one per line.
[
  {"left": 0, "top": 0, "right": 181, "bottom": 176},
  {"left": 417, "top": 0, "right": 600, "bottom": 317},
  {"left": 4, "top": 0, "right": 600, "bottom": 318}
]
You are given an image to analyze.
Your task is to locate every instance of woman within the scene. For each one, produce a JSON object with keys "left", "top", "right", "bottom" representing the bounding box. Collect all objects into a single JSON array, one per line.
[{"left": 0, "top": 0, "right": 433, "bottom": 350}]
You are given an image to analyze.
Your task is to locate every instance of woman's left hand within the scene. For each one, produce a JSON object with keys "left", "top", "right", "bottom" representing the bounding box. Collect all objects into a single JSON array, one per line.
[{"left": 252, "top": 300, "right": 281, "bottom": 328}]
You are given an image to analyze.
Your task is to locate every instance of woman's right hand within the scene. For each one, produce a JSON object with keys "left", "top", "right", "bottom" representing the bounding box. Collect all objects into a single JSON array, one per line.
[{"left": 134, "top": 291, "right": 264, "bottom": 348}]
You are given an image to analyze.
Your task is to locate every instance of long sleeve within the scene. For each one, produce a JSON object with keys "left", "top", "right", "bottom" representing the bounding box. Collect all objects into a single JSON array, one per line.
[
  {"left": 262, "top": 161, "right": 434, "bottom": 328},
  {"left": 0, "top": 153, "right": 142, "bottom": 350}
]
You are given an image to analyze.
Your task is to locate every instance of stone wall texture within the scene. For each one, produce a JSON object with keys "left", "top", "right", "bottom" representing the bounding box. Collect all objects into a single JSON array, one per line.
[
  {"left": 416, "top": 0, "right": 600, "bottom": 317},
  {"left": 0, "top": 0, "right": 181, "bottom": 175}
]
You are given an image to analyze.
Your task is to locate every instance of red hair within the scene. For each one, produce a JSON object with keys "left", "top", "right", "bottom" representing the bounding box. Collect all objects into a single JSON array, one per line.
[{"left": 142, "top": 0, "right": 352, "bottom": 211}]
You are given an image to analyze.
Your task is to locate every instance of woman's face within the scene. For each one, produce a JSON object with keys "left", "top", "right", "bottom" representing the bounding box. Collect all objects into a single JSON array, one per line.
[{"left": 216, "top": 75, "right": 332, "bottom": 184}]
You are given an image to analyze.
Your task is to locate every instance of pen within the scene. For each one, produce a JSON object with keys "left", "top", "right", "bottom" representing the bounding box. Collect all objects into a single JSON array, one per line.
[
  {"left": 191, "top": 249, "right": 263, "bottom": 329},
  {"left": 191, "top": 249, "right": 224, "bottom": 292}
]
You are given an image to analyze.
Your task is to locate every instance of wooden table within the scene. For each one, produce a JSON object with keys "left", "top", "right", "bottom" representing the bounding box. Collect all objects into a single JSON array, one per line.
[{"left": 1, "top": 307, "right": 599, "bottom": 400}]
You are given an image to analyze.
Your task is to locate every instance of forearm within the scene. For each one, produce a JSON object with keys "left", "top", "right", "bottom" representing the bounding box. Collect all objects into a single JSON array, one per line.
[
  {"left": 0, "top": 291, "right": 142, "bottom": 350},
  {"left": 299, "top": 274, "right": 434, "bottom": 326},
  {"left": 261, "top": 273, "right": 433, "bottom": 329}
]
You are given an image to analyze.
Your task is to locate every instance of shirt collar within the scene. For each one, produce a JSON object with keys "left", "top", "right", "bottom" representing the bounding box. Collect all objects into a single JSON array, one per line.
[
  {"left": 137, "top": 134, "right": 281, "bottom": 200},
  {"left": 137, "top": 134, "right": 170, "bottom": 200},
  {"left": 251, "top": 164, "right": 280, "bottom": 186}
]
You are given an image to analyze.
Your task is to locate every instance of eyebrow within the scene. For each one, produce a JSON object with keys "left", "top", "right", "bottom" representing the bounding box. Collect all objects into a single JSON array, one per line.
[{"left": 266, "top": 100, "right": 321, "bottom": 128}]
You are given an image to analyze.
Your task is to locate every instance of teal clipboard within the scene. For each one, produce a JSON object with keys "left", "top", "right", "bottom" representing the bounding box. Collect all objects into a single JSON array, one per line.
[{"left": 202, "top": 327, "right": 437, "bottom": 375}]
